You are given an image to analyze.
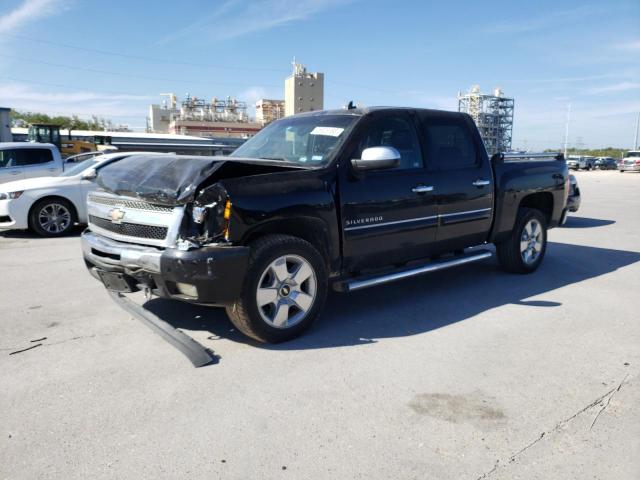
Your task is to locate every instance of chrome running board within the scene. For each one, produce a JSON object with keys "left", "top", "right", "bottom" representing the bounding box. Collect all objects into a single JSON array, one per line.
[{"left": 337, "top": 249, "right": 493, "bottom": 292}]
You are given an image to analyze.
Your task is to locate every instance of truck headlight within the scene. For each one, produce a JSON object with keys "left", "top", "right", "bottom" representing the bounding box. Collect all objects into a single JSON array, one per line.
[
  {"left": 192, "top": 202, "right": 215, "bottom": 224},
  {"left": 188, "top": 185, "right": 232, "bottom": 242}
]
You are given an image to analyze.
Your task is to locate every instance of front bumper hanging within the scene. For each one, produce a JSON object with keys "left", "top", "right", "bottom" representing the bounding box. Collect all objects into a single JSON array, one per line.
[
  {"left": 107, "top": 291, "right": 217, "bottom": 368},
  {"left": 82, "top": 230, "right": 250, "bottom": 305}
]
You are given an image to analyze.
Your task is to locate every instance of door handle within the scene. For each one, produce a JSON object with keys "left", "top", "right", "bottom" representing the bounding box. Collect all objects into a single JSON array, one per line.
[
  {"left": 412, "top": 185, "right": 434, "bottom": 194},
  {"left": 472, "top": 179, "right": 491, "bottom": 187},
  {"left": 11, "top": 171, "right": 21, "bottom": 175}
]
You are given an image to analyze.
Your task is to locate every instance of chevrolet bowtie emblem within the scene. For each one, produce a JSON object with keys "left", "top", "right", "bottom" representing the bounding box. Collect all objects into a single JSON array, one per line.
[{"left": 108, "top": 208, "right": 125, "bottom": 224}]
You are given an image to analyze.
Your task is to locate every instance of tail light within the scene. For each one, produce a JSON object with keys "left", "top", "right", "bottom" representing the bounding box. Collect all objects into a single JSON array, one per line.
[{"left": 635, "top": 160, "right": 640, "bottom": 165}]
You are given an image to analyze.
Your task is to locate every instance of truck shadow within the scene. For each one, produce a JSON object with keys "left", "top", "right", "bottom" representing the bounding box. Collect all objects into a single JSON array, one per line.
[
  {"left": 142, "top": 241, "right": 640, "bottom": 351},
  {"left": 562, "top": 217, "right": 615, "bottom": 228},
  {"left": 0, "top": 226, "right": 83, "bottom": 239}
]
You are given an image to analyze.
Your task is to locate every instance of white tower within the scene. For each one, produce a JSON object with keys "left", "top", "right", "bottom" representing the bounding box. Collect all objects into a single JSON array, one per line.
[{"left": 284, "top": 59, "right": 324, "bottom": 117}]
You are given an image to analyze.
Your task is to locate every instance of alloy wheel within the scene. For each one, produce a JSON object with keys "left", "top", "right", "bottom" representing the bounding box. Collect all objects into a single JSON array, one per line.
[
  {"left": 520, "top": 219, "right": 543, "bottom": 265},
  {"left": 256, "top": 254, "right": 317, "bottom": 328},
  {"left": 38, "top": 203, "right": 72, "bottom": 234}
]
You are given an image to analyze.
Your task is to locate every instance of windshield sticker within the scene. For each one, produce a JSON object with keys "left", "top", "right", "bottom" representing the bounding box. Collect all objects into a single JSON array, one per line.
[
  {"left": 310, "top": 126, "right": 344, "bottom": 137},
  {"left": 311, "top": 155, "right": 323, "bottom": 161}
]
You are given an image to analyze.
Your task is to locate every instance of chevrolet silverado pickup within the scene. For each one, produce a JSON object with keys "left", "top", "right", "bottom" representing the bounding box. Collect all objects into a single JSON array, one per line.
[{"left": 82, "top": 107, "right": 569, "bottom": 343}]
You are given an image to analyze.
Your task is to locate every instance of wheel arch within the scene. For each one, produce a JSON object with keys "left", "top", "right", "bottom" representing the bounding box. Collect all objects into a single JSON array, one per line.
[
  {"left": 518, "top": 192, "right": 554, "bottom": 225},
  {"left": 240, "top": 217, "right": 334, "bottom": 270},
  {"left": 28, "top": 195, "right": 79, "bottom": 225}
]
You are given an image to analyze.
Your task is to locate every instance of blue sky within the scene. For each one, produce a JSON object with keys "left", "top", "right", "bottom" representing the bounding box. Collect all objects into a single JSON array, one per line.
[{"left": 0, "top": 0, "right": 638, "bottom": 149}]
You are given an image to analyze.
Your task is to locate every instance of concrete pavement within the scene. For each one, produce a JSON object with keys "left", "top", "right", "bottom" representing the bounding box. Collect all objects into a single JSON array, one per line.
[{"left": 1, "top": 170, "right": 638, "bottom": 479}]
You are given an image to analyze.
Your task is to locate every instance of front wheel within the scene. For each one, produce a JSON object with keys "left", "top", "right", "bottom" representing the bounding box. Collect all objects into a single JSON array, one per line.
[
  {"left": 495, "top": 208, "right": 547, "bottom": 274},
  {"left": 29, "top": 198, "right": 77, "bottom": 237},
  {"left": 226, "top": 235, "right": 327, "bottom": 343}
]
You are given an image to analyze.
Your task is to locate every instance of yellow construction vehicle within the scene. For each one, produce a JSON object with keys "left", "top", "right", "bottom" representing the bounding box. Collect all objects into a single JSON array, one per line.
[{"left": 27, "top": 124, "right": 96, "bottom": 157}]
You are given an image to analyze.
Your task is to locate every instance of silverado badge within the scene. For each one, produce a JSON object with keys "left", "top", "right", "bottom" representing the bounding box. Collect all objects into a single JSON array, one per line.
[{"left": 108, "top": 208, "right": 125, "bottom": 224}]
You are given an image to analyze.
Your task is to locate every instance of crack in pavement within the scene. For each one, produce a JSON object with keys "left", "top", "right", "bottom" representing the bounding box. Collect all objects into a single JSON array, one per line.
[
  {"left": 1, "top": 333, "right": 116, "bottom": 352},
  {"left": 476, "top": 374, "right": 631, "bottom": 479}
]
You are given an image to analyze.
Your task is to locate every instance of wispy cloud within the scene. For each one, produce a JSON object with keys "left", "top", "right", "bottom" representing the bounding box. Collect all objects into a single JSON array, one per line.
[
  {"left": 585, "top": 82, "right": 640, "bottom": 95},
  {"left": 158, "top": 0, "right": 356, "bottom": 45},
  {"left": 0, "top": 83, "right": 150, "bottom": 124},
  {"left": 0, "top": 0, "right": 64, "bottom": 34},
  {"left": 484, "top": 5, "right": 603, "bottom": 34},
  {"left": 614, "top": 41, "right": 640, "bottom": 51}
]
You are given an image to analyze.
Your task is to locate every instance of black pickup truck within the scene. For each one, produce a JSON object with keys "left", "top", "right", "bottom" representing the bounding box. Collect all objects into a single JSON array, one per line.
[{"left": 82, "top": 107, "right": 569, "bottom": 343}]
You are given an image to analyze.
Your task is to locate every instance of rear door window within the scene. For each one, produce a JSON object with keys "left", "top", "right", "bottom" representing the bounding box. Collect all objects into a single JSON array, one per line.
[
  {"left": 17, "top": 149, "right": 54, "bottom": 166},
  {"left": 420, "top": 120, "right": 478, "bottom": 170},
  {"left": 0, "top": 149, "right": 20, "bottom": 168}
]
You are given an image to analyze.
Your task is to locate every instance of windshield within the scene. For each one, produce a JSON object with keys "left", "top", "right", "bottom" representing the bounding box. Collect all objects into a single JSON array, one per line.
[
  {"left": 60, "top": 159, "right": 100, "bottom": 177},
  {"left": 230, "top": 114, "right": 359, "bottom": 166},
  {"left": 624, "top": 151, "right": 640, "bottom": 158}
]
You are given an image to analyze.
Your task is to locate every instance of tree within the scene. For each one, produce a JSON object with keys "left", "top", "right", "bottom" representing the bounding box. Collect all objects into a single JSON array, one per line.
[{"left": 10, "top": 110, "right": 114, "bottom": 131}]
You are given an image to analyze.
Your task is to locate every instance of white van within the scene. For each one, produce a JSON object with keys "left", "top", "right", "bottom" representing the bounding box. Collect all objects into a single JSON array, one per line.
[{"left": 0, "top": 143, "right": 64, "bottom": 184}]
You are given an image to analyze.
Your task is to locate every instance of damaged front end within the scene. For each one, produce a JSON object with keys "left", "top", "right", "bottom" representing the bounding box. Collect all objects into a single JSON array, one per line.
[
  {"left": 82, "top": 154, "right": 252, "bottom": 306},
  {"left": 179, "top": 183, "right": 233, "bottom": 250}
]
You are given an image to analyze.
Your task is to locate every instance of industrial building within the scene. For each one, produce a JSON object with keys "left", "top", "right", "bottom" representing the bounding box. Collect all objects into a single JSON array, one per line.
[
  {"left": 148, "top": 94, "right": 262, "bottom": 138},
  {"left": 284, "top": 61, "right": 324, "bottom": 117},
  {"left": 255, "top": 99, "right": 285, "bottom": 126},
  {"left": 458, "top": 85, "right": 514, "bottom": 155}
]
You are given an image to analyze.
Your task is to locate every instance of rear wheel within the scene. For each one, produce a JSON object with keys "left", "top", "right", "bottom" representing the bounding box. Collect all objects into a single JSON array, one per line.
[
  {"left": 495, "top": 208, "right": 547, "bottom": 274},
  {"left": 226, "top": 235, "right": 327, "bottom": 343},
  {"left": 29, "top": 198, "right": 77, "bottom": 237}
]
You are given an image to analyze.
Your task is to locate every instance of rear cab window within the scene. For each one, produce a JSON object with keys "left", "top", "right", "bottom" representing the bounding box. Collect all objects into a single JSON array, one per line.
[
  {"left": 17, "top": 148, "right": 54, "bottom": 166},
  {"left": 418, "top": 115, "right": 479, "bottom": 171}
]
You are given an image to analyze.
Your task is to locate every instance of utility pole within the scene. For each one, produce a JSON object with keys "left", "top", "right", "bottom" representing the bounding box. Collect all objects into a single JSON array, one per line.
[{"left": 563, "top": 103, "right": 571, "bottom": 157}]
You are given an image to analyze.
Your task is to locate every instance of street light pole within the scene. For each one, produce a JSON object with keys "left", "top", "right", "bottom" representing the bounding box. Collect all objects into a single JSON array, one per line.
[
  {"left": 564, "top": 103, "right": 571, "bottom": 157},
  {"left": 634, "top": 111, "right": 639, "bottom": 150}
]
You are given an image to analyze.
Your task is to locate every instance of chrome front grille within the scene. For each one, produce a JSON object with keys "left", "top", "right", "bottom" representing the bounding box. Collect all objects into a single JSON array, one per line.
[
  {"left": 89, "top": 215, "right": 168, "bottom": 240},
  {"left": 88, "top": 194, "right": 173, "bottom": 213},
  {"left": 87, "top": 192, "right": 184, "bottom": 248}
]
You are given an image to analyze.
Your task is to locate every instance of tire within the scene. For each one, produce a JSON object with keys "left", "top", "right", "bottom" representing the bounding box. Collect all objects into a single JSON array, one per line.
[
  {"left": 29, "top": 198, "right": 77, "bottom": 237},
  {"left": 495, "top": 208, "right": 547, "bottom": 274},
  {"left": 225, "top": 234, "right": 328, "bottom": 343}
]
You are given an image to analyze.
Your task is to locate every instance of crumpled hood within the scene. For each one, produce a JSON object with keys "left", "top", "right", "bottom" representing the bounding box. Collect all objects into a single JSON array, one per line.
[{"left": 96, "top": 154, "right": 304, "bottom": 206}]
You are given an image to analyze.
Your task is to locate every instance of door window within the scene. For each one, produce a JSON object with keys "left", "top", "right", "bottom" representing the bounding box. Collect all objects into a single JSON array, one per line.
[
  {"left": 357, "top": 114, "right": 423, "bottom": 170},
  {"left": 0, "top": 149, "right": 20, "bottom": 168},
  {"left": 16, "top": 149, "right": 54, "bottom": 166},
  {"left": 422, "top": 122, "right": 477, "bottom": 170}
]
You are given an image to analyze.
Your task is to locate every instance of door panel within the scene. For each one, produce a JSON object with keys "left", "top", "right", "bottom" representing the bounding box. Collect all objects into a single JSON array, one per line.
[
  {"left": 417, "top": 115, "right": 494, "bottom": 253},
  {"left": 434, "top": 169, "right": 493, "bottom": 250},
  {"left": 341, "top": 170, "right": 438, "bottom": 270},
  {"left": 339, "top": 110, "right": 438, "bottom": 271}
]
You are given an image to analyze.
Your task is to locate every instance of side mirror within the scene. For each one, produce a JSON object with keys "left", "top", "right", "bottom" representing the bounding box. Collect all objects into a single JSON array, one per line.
[
  {"left": 81, "top": 168, "right": 97, "bottom": 180},
  {"left": 351, "top": 146, "right": 401, "bottom": 171}
]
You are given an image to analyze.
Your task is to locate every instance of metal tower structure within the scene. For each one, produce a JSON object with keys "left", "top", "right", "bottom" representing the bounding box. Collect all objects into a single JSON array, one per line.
[{"left": 458, "top": 85, "right": 514, "bottom": 156}]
